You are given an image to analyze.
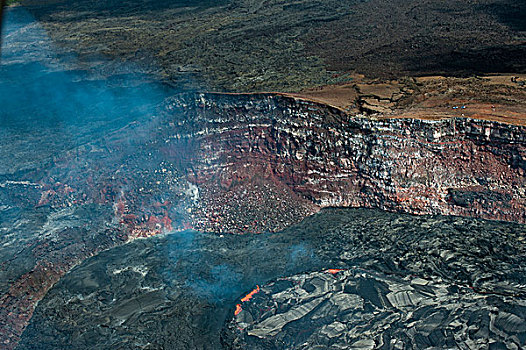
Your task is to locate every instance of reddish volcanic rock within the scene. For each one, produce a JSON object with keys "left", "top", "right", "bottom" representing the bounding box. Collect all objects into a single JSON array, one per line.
[
  {"left": 167, "top": 93, "right": 526, "bottom": 230},
  {"left": 1, "top": 91, "right": 525, "bottom": 348}
]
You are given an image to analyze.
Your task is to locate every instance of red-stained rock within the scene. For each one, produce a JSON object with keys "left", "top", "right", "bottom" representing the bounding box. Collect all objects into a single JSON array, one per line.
[
  {"left": 166, "top": 93, "right": 526, "bottom": 231},
  {"left": 1, "top": 92, "right": 525, "bottom": 349}
]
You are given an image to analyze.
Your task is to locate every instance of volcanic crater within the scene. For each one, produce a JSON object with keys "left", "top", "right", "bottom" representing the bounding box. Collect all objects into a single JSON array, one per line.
[{"left": 1, "top": 1, "right": 526, "bottom": 349}]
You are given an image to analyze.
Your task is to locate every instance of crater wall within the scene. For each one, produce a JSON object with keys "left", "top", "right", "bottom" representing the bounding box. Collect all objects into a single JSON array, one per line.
[{"left": 167, "top": 93, "right": 526, "bottom": 232}]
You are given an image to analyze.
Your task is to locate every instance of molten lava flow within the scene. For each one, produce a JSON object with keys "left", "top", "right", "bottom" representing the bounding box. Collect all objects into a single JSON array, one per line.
[
  {"left": 234, "top": 304, "right": 242, "bottom": 316},
  {"left": 241, "top": 285, "right": 260, "bottom": 302},
  {"left": 327, "top": 269, "right": 345, "bottom": 274},
  {"left": 234, "top": 285, "right": 261, "bottom": 316}
]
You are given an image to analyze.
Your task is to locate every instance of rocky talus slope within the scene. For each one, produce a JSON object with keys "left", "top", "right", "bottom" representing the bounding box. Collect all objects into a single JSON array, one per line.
[
  {"left": 169, "top": 93, "right": 526, "bottom": 233},
  {"left": 1, "top": 91, "right": 525, "bottom": 348}
]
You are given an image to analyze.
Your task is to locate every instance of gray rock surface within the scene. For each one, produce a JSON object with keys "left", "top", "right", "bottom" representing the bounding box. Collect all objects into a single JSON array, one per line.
[
  {"left": 226, "top": 269, "right": 526, "bottom": 349},
  {"left": 16, "top": 208, "right": 525, "bottom": 349}
]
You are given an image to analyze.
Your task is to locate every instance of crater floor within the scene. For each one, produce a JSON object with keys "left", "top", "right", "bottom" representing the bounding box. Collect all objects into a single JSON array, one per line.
[
  {"left": 1, "top": 2, "right": 526, "bottom": 349},
  {"left": 18, "top": 208, "right": 526, "bottom": 349}
]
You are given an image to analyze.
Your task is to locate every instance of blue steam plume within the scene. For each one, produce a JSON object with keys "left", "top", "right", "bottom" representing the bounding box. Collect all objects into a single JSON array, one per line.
[{"left": 0, "top": 7, "right": 170, "bottom": 175}]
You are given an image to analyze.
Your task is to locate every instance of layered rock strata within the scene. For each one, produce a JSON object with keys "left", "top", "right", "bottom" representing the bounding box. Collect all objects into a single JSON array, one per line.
[
  {"left": 1, "top": 92, "right": 525, "bottom": 348},
  {"left": 169, "top": 93, "right": 526, "bottom": 232}
]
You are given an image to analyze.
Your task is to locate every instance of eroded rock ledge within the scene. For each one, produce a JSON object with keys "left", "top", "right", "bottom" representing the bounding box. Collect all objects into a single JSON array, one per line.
[
  {"left": 1, "top": 91, "right": 525, "bottom": 348},
  {"left": 166, "top": 93, "right": 526, "bottom": 232}
]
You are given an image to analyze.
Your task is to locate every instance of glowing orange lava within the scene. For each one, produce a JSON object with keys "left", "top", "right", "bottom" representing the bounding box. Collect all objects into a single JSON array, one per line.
[
  {"left": 234, "top": 285, "right": 261, "bottom": 316},
  {"left": 241, "top": 285, "right": 260, "bottom": 302},
  {"left": 234, "top": 304, "right": 242, "bottom": 316},
  {"left": 327, "top": 269, "right": 345, "bottom": 274}
]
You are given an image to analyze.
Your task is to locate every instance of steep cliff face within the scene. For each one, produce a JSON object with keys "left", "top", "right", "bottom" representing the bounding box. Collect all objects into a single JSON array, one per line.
[
  {"left": 167, "top": 93, "right": 526, "bottom": 232},
  {"left": 1, "top": 92, "right": 524, "bottom": 348}
]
